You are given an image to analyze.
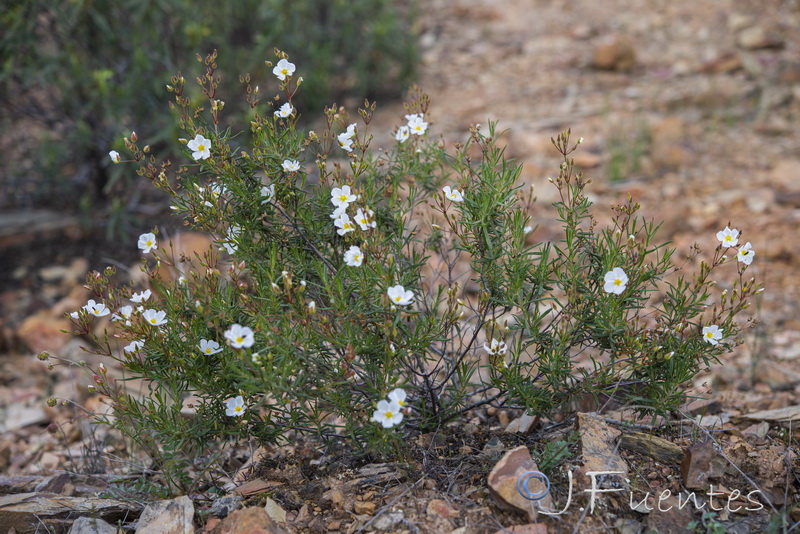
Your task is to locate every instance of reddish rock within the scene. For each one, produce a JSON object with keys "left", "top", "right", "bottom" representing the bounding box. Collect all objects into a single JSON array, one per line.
[
  {"left": 487, "top": 445, "right": 553, "bottom": 520},
  {"left": 426, "top": 498, "right": 459, "bottom": 519},
  {"left": 592, "top": 35, "right": 636, "bottom": 71},
  {"left": 680, "top": 440, "right": 726, "bottom": 490},
  {"left": 17, "top": 311, "right": 71, "bottom": 354},
  {"left": 210, "top": 506, "right": 289, "bottom": 534}
]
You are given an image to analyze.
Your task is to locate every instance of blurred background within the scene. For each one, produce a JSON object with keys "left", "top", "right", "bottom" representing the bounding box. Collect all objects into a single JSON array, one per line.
[{"left": 0, "top": 0, "right": 799, "bottom": 481}]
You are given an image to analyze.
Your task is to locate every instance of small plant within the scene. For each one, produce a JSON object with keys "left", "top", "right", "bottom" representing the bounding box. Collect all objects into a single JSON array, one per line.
[{"left": 49, "top": 51, "right": 761, "bottom": 492}]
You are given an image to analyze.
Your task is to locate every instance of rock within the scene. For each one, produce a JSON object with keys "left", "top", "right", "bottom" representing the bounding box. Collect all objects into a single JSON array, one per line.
[
  {"left": 372, "top": 510, "right": 404, "bottom": 531},
  {"left": 210, "top": 506, "right": 289, "bottom": 534},
  {"left": 16, "top": 311, "right": 71, "bottom": 353},
  {"left": 263, "top": 498, "right": 286, "bottom": 525},
  {"left": 505, "top": 414, "right": 538, "bottom": 434},
  {"left": 618, "top": 432, "right": 684, "bottom": 465},
  {"left": 491, "top": 524, "right": 548, "bottom": 534},
  {"left": 680, "top": 440, "right": 726, "bottom": 490},
  {"left": 135, "top": 495, "right": 194, "bottom": 534},
  {"left": 0, "top": 210, "right": 81, "bottom": 248},
  {"left": 210, "top": 496, "right": 242, "bottom": 518},
  {"left": 2, "top": 399, "right": 50, "bottom": 432},
  {"left": 576, "top": 413, "right": 628, "bottom": 487},
  {"left": 592, "top": 35, "right": 636, "bottom": 71},
  {"left": 426, "top": 499, "right": 459, "bottom": 519},
  {"left": 232, "top": 478, "right": 283, "bottom": 496},
  {"left": 487, "top": 445, "right": 553, "bottom": 520},
  {"left": 482, "top": 436, "right": 506, "bottom": 456},
  {"left": 0, "top": 493, "right": 139, "bottom": 534},
  {"left": 682, "top": 398, "right": 721, "bottom": 416},
  {"left": 68, "top": 516, "right": 118, "bottom": 534},
  {"left": 741, "top": 421, "right": 769, "bottom": 440},
  {"left": 353, "top": 500, "right": 376, "bottom": 515},
  {"left": 572, "top": 152, "right": 602, "bottom": 169},
  {"left": 649, "top": 117, "right": 685, "bottom": 168},
  {"left": 742, "top": 405, "right": 800, "bottom": 423},
  {"left": 737, "top": 26, "right": 783, "bottom": 50},
  {"left": 615, "top": 518, "right": 643, "bottom": 534},
  {"left": 646, "top": 495, "right": 694, "bottom": 534}
]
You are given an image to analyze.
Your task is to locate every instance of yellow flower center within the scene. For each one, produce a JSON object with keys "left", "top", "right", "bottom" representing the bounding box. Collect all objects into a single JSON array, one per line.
[
  {"left": 395, "top": 296, "right": 402, "bottom": 302},
  {"left": 385, "top": 411, "right": 393, "bottom": 418},
  {"left": 150, "top": 318, "right": 156, "bottom": 324},
  {"left": 725, "top": 236, "right": 731, "bottom": 241},
  {"left": 235, "top": 406, "right": 242, "bottom": 413},
  {"left": 614, "top": 279, "right": 622, "bottom": 286},
  {"left": 340, "top": 195, "right": 348, "bottom": 202},
  {"left": 197, "top": 144, "right": 205, "bottom": 151},
  {"left": 281, "top": 68, "right": 288, "bottom": 76},
  {"left": 355, "top": 255, "right": 361, "bottom": 262},
  {"left": 236, "top": 336, "right": 244, "bottom": 343}
]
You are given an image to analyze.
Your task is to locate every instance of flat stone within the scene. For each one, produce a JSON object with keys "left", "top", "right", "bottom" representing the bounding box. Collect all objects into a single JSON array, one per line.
[
  {"left": 492, "top": 524, "right": 548, "bottom": 534},
  {"left": 646, "top": 495, "right": 694, "bottom": 534},
  {"left": 426, "top": 499, "right": 459, "bottom": 519},
  {"left": 135, "top": 495, "right": 194, "bottom": 534},
  {"left": 373, "top": 510, "right": 404, "bottom": 531},
  {"left": 505, "top": 414, "right": 538, "bottom": 434},
  {"left": 263, "top": 497, "right": 286, "bottom": 525},
  {"left": 576, "top": 413, "right": 628, "bottom": 487},
  {"left": 210, "top": 495, "right": 242, "bottom": 518},
  {"left": 618, "top": 432, "right": 683, "bottom": 465},
  {"left": 0, "top": 493, "right": 139, "bottom": 534},
  {"left": 487, "top": 445, "right": 553, "bottom": 520},
  {"left": 68, "top": 516, "right": 118, "bottom": 534}
]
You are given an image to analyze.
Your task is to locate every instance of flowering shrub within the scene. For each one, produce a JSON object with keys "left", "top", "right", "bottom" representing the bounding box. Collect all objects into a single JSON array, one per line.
[{"left": 56, "top": 51, "right": 760, "bottom": 490}]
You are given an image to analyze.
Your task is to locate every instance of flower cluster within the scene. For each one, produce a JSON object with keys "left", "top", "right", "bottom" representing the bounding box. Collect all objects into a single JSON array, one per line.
[
  {"left": 372, "top": 388, "right": 407, "bottom": 428},
  {"left": 395, "top": 113, "right": 428, "bottom": 142},
  {"left": 330, "top": 184, "right": 375, "bottom": 238},
  {"left": 716, "top": 226, "right": 755, "bottom": 266}
]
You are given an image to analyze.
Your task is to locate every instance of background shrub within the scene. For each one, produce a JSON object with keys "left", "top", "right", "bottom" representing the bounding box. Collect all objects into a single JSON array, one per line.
[{"left": 0, "top": 0, "right": 417, "bottom": 237}]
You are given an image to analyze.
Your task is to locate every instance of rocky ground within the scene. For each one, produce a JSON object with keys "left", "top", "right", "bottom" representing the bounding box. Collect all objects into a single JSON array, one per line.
[{"left": 2, "top": 0, "right": 800, "bottom": 532}]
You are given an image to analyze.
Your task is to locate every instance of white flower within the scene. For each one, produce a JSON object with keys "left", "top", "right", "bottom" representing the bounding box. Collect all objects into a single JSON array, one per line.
[
  {"left": 388, "top": 388, "right": 407, "bottom": 408},
  {"left": 225, "top": 396, "right": 246, "bottom": 417},
  {"left": 373, "top": 399, "right": 403, "bottom": 428},
  {"left": 354, "top": 207, "right": 376, "bottom": 230},
  {"left": 124, "top": 340, "right": 144, "bottom": 353},
  {"left": 142, "top": 309, "right": 167, "bottom": 326},
  {"left": 138, "top": 232, "right": 157, "bottom": 254},
  {"left": 523, "top": 226, "right": 533, "bottom": 234},
  {"left": 334, "top": 213, "right": 356, "bottom": 236},
  {"left": 199, "top": 339, "right": 222, "bottom": 355},
  {"left": 603, "top": 267, "right": 629, "bottom": 295},
  {"left": 130, "top": 289, "right": 152, "bottom": 303},
  {"left": 736, "top": 242, "right": 755, "bottom": 265},
  {"left": 442, "top": 186, "right": 464, "bottom": 202},
  {"left": 716, "top": 227, "right": 739, "bottom": 248},
  {"left": 222, "top": 225, "right": 240, "bottom": 255},
  {"left": 225, "top": 324, "right": 254, "bottom": 349},
  {"left": 344, "top": 245, "right": 363, "bottom": 267},
  {"left": 338, "top": 133, "right": 354, "bottom": 152},
  {"left": 260, "top": 184, "right": 275, "bottom": 204},
  {"left": 178, "top": 275, "right": 187, "bottom": 285},
  {"left": 69, "top": 311, "right": 80, "bottom": 319},
  {"left": 274, "top": 102, "right": 293, "bottom": 118},
  {"left": 406, "top": 113, "right": 428, "bottom": 135},
  {"left": 483, "top": 338, "right": 508, "bottom": 356},
  {"left": 187, "top": 134, "right": 211, "bottom": 161},
  {"left": 307, "top": 301, "right": 316, "bottom": 314},
  {"left": 83, "top": 299, "right": 110, "bottom": 317},
  {"left": 109, "top": 150, "right": 121, "bottom": 163},
  {"left": 331, "top": 185, "right": 357, "bottom": 209},
  {"left": 111, "top": 305, "right": 134, "bottom": 324},
  {"left": 273, "top": 58, "right": 296, "bottom": 81},
  {"left": 330, "top": 205, "right": 348, "bottom": 219},
  {"left": 387, "top": 285, "right": 414, "bottom": 306},
  {"left": 282, "top": 159, "right": 300, "bottom": 173},
  {"left": 702, "top": 325, "right": 723, "bottom": 345},
  {"left": 395, "top": 125, "right": 410, "bottom": 143},
  {"left": 343, "top": 123, "right": 357, "bottom": 139}
]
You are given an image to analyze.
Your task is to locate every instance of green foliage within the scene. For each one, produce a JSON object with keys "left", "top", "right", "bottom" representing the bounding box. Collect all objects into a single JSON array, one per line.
[
  {"left": 0, "top": 0, "right": 417, "bottom": 228},
  {"left": 57, "top": 52, "right": 760, "bottom": 493}
]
